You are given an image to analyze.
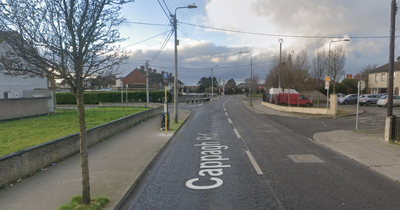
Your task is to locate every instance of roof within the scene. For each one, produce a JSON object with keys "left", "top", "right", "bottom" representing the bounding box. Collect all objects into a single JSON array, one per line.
[
  {"left": 133, "top": 69, "right": 184, "bottom": 84},
  {"left": 369, "top": 59, "right": 400, "bottom": 74}
]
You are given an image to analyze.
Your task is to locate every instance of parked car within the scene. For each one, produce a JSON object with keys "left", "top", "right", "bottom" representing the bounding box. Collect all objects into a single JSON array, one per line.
[
  {"left": 336, "top": 93, "right": 345, "bottom": 103},
  {"left": 359, "top": 94, "right": 382, "bottom": 106},
  {"left": 338, "top": 94, "right": 359, "bottom": 105},
  {"left": 328, "top": 93, "right": 345, "bottom": 103},
  {"left": 377, "top": 95, "right": 400, "bottom": 107},
  {"left": 275, "top": 93, "right": 313, "bottom": 107}
]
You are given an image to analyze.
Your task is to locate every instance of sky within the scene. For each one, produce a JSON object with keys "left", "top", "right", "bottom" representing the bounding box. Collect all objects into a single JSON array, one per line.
[{"left": 116, "top": 0, "right": 395, "bottom": 87}]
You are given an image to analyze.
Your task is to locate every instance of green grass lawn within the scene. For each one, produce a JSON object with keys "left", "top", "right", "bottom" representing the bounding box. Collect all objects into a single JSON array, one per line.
[{"left": 0, "top": 107, "right": 149, "bottom": 157}]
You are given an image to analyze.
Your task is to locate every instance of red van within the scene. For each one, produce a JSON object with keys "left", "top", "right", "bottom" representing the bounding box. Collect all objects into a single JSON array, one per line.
[{"left": 275, "top": 93, "right": 313, "bottom": 107}]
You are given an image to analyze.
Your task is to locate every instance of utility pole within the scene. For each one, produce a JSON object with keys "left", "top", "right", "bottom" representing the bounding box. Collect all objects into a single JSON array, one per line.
[
  {"left": 388, "top": 0, "right": 396, "bottom": 117},
  {"left": 146, "top": 60, "right": 149, "bottom": 103},
  {"left": 211, "top": 67, "right": 214, "bottom": 98}
]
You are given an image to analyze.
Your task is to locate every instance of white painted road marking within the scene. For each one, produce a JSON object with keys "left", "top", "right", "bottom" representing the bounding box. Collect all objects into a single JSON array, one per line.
[
  {"left": 233, "top": 129, "right": 241, "bottom": 139},
  {"left": 228, "top": 118, "right": 232, "bottom": 124},
  {"left": 246, "top": 151, "right": 263, "bottom": 175}
]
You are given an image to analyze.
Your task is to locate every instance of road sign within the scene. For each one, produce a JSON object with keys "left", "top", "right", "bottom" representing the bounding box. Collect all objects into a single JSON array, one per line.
[
  {"left": 359, "top": 80, "right": 365, "bottom": 90},
  {"left": 325, "top": 81, "right": 329, "bottom": 90},
  {"left": 325, "top": 76, "right": 330, "bottom": 82},
  {"left": 259, "top": 86, "right": 261, "bottom": 89},
  {"left": 163, "top": 79, "right": 168, "bottom": 85},
  {"left": 163, "top": 72, "right": 169, "bottom": 79}
]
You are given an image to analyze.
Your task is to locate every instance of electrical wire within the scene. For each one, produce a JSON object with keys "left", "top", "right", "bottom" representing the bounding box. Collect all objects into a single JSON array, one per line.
[
  {"left": 181, "top": 22, "right": 399, "bottom": 39},
  {"left": 149, "top": 28, "right": 174, "bottom": 63},
  {"left": 126, "top": 21, "right": 397, "bottom": 39},
  {"left": 122, "top": 32, "right": 169, "bottom": 49}
]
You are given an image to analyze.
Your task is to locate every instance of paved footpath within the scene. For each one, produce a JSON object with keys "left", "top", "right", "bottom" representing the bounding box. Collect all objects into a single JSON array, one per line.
[{"left": 0, "top": 109, "right": 190, "bottom": 210}]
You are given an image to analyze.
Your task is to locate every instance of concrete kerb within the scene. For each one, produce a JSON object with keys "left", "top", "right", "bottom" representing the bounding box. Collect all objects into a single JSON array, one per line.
[{"left": 113, "top": 110, "right": 192, "bottom": 210}]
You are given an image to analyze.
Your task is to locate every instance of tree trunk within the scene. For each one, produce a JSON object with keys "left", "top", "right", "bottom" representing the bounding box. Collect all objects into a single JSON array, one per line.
[{"left": 75, "top": 88, "right": 90, "bottom": 205}]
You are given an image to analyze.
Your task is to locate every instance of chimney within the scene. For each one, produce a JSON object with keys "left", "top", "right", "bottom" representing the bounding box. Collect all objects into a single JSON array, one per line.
[
  {"left": 148, "top": 68, "right": 152, "bottom": 72},
  {"left": 170, "top": 73, "right": 173, "bottom": 78},
  {"left": 161, "top": 71, "right": 164, "bottom": 75},
  {"left": 153, "top": 69, "right": 157, "bottom": 73},
  {"left": 140, "top": 66, "right": 145, "bottom": 70},
  {"left": 397, "top": 56, "right": 400, "bottom": 62},
  {"left": 346, "top": 74, "right": 353, "bottom": 79}
]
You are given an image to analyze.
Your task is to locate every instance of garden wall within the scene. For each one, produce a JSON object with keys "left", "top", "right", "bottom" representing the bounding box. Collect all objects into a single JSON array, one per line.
[{"left": 0, "top": 105, "right": 162, "bottom": 187}]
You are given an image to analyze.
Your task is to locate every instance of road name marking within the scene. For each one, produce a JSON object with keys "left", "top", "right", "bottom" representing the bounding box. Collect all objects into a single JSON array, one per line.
[
  {"left": 246, "top": 151, "right": 263, "bottom": 175},
  {"left": 185, "top": 133, "right": 231, "bottom": 190}
]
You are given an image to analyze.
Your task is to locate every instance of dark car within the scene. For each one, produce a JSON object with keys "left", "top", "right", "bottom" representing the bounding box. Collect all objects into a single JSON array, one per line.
[
  {"left": 359, "top": 94, "right": 382, "bottom": 106},
  {"left": 338, "top": 94, "right": 359, "bottom": 105}
]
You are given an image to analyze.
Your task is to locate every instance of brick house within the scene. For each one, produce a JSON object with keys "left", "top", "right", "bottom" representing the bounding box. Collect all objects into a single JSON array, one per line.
[
  {"left": 122, "top": 66, "right": 184, "bottom": 92},
  {"left": 368, "top": 57, "right": 400, "bottom": 95}
]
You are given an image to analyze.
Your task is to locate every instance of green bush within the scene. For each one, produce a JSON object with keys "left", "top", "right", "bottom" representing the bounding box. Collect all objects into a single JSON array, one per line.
[{"left": 56, "top": 91, "right": 172, "bottom": 104}]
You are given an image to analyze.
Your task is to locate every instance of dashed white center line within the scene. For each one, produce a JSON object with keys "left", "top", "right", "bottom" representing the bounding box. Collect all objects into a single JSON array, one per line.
[
  {"left": 228, "top": 118, "right": 232, "bottom": 124},
  {"left": 246, "top": 151, "right": 264, "bottom": 175},
  {"left": 233, "top": 128, "right": 241, "bottom": 139}
]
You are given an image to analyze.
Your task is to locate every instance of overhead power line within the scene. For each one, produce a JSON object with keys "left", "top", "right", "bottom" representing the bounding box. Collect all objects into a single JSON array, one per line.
[
  {"left": 180, "top": 22, "right": 399, "bottom": 39},
  {"left": 127, "top": 21, "right": 398, "bottom": 39}
]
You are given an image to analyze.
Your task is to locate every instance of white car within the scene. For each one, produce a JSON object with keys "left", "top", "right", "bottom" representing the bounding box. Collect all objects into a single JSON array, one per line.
[{"left": 377, "top": 95, "right": 400, "bottom": 107}]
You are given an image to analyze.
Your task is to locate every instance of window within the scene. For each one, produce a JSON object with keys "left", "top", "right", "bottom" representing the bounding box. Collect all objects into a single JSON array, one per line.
[
  {"left": 375, "top": 74, "right": 378, "bottom": 82},
  {"left": 3, "top": 91, "right": 11, "bottom": 99},
  {"left": 382, "top": 73, "right": 385, "bottom": 81}
]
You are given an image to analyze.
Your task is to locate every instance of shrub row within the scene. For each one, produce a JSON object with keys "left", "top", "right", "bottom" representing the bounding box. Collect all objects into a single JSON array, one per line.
[{"left": 56, "top": 91, "right": 172, "bottom": 104}]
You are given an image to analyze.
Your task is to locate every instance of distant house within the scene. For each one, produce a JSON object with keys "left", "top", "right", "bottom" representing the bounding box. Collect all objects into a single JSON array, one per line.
[
  {"left": 0, "top": 32, "right": 50, "bottom": 99},
  {"left": 121, "top": 66, "right": 184, "bottom": 92},
  {"left": 368, "top": 57, "right": 400, "bottom": 95}
]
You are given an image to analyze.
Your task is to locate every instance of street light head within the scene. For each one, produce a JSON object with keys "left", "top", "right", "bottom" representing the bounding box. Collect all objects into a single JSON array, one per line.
[
  {"left": 187, "top": 3, "right": 197, "bottom": 9},
  {"left": 278, "top": 38, "right": 284, "bottom": 43}
]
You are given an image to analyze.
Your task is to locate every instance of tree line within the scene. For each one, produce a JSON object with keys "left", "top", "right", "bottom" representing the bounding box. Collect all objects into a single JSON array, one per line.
[{"left": 265, "top": 46, "right": 351, "bottom": 93}]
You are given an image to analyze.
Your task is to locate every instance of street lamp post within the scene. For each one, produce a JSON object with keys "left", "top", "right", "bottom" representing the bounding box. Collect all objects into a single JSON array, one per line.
[
  {"left": 172, "top": 3, "right": 197, "bottom": 123},
  {"left": 328, "top": 38, "right": 350, "bottom": 94},
  {"left": 278, "top": 38, "right": 283, "bottom": 90},
  {"left": 239, "top": 51, "right": 253, "bottom": 106}
]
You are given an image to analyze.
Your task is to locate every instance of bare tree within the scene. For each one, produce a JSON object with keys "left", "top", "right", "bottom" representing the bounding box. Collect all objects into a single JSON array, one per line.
[
  {"left": 311, "top": 50, "right": 328, "bottom": 89},
  {"left": 264, "top": 57, "right": 279, "bottom": 88},
  {"left": 328, "top": 46, "right": 346, "bottom": 93},
  {"left": 0, "top": 0, "right": 133, "bottom": 205},
  {"left": 358, "top": 64, "right": 377, "bottom": 92},
  {"left": 292, "top": 50, "right": 311, "bottom": 91}
]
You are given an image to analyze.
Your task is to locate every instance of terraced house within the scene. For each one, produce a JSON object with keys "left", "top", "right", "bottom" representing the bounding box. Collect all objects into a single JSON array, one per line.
[{"left": 368, "top": 57, "right": 400, "bottom": 95}]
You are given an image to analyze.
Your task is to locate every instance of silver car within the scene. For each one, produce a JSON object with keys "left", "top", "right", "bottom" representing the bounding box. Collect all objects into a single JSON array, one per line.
[{"left": 377, "top": 95, "right": 400, "bottom": 107}]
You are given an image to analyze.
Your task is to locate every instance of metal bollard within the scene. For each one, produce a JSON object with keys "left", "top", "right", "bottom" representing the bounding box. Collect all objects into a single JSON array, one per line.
[
  {"left": 187, "top": 99, "right": 189, "bottom": 104},
  {"left": 192, "top": 99, "right": 194, "bottom": 104},
  {"left": 196, "top": 99, "right": 198, "bottom": 103}
]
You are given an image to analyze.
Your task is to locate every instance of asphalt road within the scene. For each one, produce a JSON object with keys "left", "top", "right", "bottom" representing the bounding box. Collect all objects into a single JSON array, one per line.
[{"left": 119, "top": 96, "right": 400, "bottom": 210}]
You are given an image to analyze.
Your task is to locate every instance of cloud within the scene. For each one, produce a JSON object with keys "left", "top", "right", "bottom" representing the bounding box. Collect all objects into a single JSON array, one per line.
[{"left": 119, "top": 0, "right": 395, "bottom": 88}]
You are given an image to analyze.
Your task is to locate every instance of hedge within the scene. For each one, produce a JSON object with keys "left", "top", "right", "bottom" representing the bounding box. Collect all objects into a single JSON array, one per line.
[{"left": 56, "top": 91, "right": 173, "bottom": 104}]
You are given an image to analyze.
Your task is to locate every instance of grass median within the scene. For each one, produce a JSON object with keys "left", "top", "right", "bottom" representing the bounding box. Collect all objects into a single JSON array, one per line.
[{"left": 0, "top": 107, "right": 149, "bottom": 157}]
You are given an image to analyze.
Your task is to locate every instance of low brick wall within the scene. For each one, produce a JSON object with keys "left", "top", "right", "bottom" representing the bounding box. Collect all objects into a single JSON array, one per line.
[
  {"left": 0, "top": 97, "right": 52, "bottom": 121},
  {"left": 261, "top": 101, "right": 333, "bottom": 115},
  {"left": 0, "top": 106, "right": 163, "bottom": 187}
]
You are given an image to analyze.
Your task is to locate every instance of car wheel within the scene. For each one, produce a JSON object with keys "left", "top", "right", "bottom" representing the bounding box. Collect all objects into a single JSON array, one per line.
[
  {"left": 385, "top": 103, "right": 388, "bottom": 107},
  {"left": 366, "top": 101, "right": 371, "bottom": 106},
  {"left": 280, "top": 102, "right": 286, "bottom": 106},
  {"left": 306, "top": 103, "right": 311, "bottom": 107},
  {"left": 344, "top": 100, "right": 349, "bottom": 105}
]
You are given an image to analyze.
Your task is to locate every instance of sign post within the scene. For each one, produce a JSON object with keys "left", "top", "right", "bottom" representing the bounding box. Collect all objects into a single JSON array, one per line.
[
  {"left": 325, "top": 76, "right": 330, "bottom": 115},
  {"left": 356, "top": 80, "right": 366, "bottom": 130},
  {"left": 163, "top": 72, "right": 169, "bottom": 135}
]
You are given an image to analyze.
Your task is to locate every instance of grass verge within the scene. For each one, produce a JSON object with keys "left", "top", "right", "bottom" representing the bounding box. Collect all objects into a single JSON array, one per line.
[
  {"left": 0, "top": 107, "right": 149, "bottom": 157},
  {"left": 58, "top": 195, "right": 109, "bottom": 210}
]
